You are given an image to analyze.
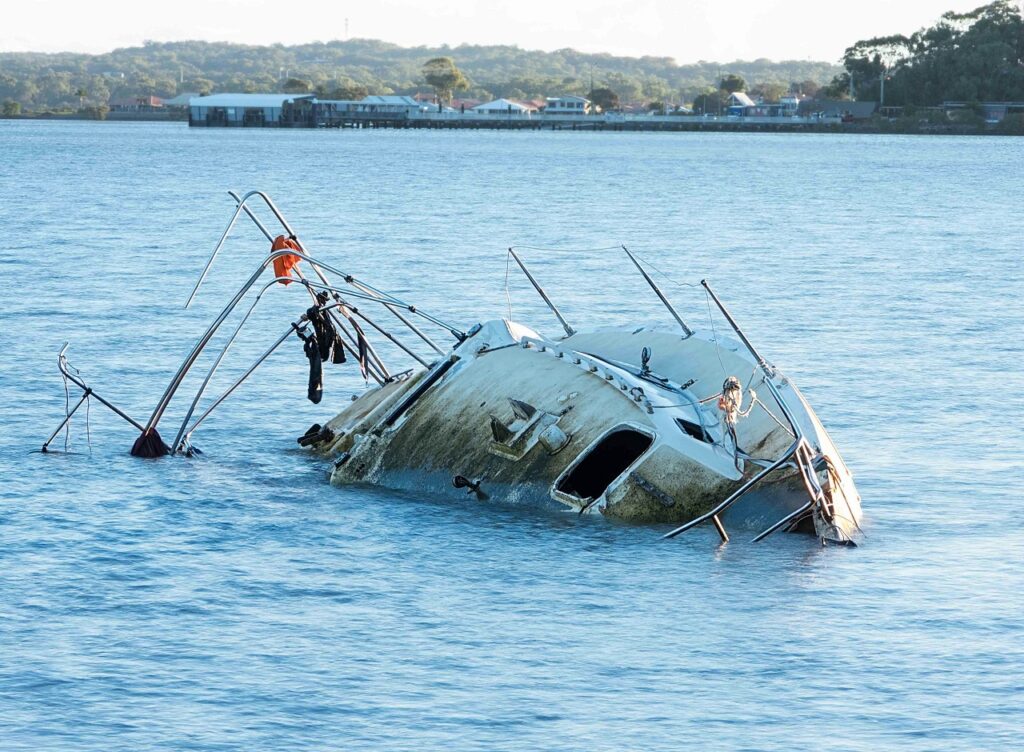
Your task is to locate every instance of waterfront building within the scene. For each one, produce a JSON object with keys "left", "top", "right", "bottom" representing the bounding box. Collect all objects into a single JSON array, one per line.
[
  {"left": 189, "top": 93, "right": 316, "bottom": 126},
  {"left": 350, "top": 95, "right": 424, "bottom": 115},
  {"left": 726, "top": 92, "right": 756, "bottom": 116},
  {"left": 545, "top": 96, "right": 590, "bottom": 114},
  {"left": 109, "top": 96, "right": 163, "bottom": 113},
  {"left": 471, "top": 98, "right": 533, "bottom": 116}
]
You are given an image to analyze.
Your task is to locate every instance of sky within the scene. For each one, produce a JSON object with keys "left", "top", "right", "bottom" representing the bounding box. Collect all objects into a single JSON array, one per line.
[{"left": 1, "top": 0, "right": 1010, "bottom": 62}]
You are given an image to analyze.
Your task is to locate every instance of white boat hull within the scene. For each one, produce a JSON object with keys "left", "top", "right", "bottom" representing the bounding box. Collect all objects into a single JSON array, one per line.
[{"left": 312, "top": 320, "right": 863, "bottom": 543}]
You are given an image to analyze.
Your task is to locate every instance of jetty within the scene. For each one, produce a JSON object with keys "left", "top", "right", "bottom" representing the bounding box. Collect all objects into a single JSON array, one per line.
[{"left": 187, "top": 93, "right": 872, "bottom": 132}]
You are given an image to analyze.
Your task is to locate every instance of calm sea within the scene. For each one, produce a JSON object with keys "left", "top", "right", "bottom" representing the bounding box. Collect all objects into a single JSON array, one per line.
[{"left": 0, "top": 121, "right": 1022, "bottom": 750}]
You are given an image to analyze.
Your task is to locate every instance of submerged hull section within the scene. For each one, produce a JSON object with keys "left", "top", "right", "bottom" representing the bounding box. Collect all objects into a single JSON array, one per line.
[{"left": 312, "top": 320, "right": 863, "bottom": 543}]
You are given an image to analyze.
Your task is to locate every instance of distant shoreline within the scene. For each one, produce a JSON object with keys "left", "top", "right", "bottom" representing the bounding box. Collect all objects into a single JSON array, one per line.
[{"left": 2, "top": 113, "right": 1019, "bottom": 136}]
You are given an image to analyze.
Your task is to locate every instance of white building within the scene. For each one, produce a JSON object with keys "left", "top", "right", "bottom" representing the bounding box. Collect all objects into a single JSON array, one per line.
[
  {"left": 727, "top": 92, "right": 756, "bottom": 108},
  {"left": 471, "top": 99, "right": 532, "bottom": 117},
  {"left": 350, "top": 95, "right": 424, "bottom": 115},
  {"left": 544, "top": 96, "right": 590, "bottom": 115}
]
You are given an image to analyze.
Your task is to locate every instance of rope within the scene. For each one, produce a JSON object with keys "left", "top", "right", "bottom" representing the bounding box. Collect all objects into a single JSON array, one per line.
[
  {"left": 85, "top": 392, "right": 92, "bottom": 453},
  {"left": 752, "top": 394, "right": 796, "bottom": 438},
  {"left": 628, "top": 252, "right": 700, "bottom": 289},
  {"left": 62, "top": 367, "right": 71, "bottom": 452},
  {"left": 60, "top": 355, "right": 83, "bottom": 452},
  {"left": 705, "top": 287, "right": 728, "bottom": 378}
]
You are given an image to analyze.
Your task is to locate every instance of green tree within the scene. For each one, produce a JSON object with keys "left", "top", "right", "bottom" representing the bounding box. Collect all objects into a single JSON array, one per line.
[
  {"left": 422, "top": 57, "right": 468, "bottom": 105},
  {"left": 692, "top": 90, "right": 725, "bottom": 114},
  {"left": 587, "top": 86, "right": 619, "bottom": 112},
  {"left": 75, "top": 88, "right": 88, "bottom": 107},
  {"left": 720, "top": 74, "right": 747, "bottom": 93},
  {"left": 826, "top": 1, "right": 1024, "bottom": 106},
  {"left": 282, "top": 77, "right": 311, "bottom": 93},
  {"left": 187, "top": 78, "right": 215, "bottom": 95},
  {"left": 791, "top": 79, "right": 821, "bottom": 97},
  {"left": 751, "top": 82, "right": 786, "bottom": 102},
  {"left": 316, "top": 77, "right": 369, "bottom": 100},
  {"left": 2, "top": 100, "right": 21, "bottom": 116},
  {"left": 82, "top": 104, "right": 108, "bottom": 120},
  {"left": 0, "top": 38, "right": 844, "bottom": 112}
]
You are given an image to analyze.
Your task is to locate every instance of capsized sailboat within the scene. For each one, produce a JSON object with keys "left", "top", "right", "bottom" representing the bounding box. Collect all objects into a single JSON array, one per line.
[{"left": 44, "top": 191, "right": 862, "bottom": 545}]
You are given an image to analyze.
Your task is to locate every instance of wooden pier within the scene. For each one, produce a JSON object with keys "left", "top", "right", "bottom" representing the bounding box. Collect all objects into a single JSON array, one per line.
[{"left": 314, "top": 112, "right": 847, "bottom": 133}]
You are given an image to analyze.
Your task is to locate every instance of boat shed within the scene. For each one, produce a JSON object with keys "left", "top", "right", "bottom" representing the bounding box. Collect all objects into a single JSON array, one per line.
[
  {"left": 354, "top": 95, "right": 424, "bottom": 115},
  {"left": 189, "top": 94, "right": 316, "bottom": 127}
]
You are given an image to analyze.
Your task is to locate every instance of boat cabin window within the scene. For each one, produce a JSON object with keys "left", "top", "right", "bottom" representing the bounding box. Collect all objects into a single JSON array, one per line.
[{"left": 556, "top": 428, "right": 653, "bottom": 500}]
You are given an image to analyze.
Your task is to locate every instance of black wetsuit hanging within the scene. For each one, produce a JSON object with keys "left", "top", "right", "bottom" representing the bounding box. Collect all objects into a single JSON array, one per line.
[
  {"left": 306, "top": 291, "right": 345, "bottom": 364},
  {"left": 294, "top": 325, "right": 323, "bottom": 404}
]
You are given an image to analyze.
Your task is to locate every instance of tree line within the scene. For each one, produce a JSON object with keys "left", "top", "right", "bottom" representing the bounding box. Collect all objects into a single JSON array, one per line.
[
  {"left": 0, "top": 38, "right": 837, "bottom": 113},
  {"left": 826, "top": 0, "right": 1024, "bottom": 106},
  {"left": 4, "top": 3, "right": 1018, "bottom": 116}
]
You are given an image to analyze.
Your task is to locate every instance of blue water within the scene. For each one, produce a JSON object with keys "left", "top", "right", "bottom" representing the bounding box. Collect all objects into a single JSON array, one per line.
[{"left": 1, "top": 121, "right": 1022, "bottom": 750}]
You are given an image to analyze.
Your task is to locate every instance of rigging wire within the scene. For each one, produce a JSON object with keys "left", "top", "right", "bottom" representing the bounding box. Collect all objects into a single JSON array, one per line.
[
  {"left": 704, "top": 287, "right": 729, "bottom": 378},
  {"left": 62, "top": 366, "right": 71, "bottom": 452},
  {"left": 509, "top": 244, "right": 625, "bottom": 254}
]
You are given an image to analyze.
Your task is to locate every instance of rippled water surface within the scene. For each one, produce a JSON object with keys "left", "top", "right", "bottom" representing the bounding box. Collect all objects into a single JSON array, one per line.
[{"left": 1, "top": 121, "right": 1022, "bottom": 750}]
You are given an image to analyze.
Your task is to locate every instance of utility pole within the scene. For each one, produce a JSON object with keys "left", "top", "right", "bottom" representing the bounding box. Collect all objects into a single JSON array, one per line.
[
  {"left": 879, "top": 66, "right": 886, "bottom": 109},
  {"left": 717, "top": 67, "right": 722, "bottom": 117}
]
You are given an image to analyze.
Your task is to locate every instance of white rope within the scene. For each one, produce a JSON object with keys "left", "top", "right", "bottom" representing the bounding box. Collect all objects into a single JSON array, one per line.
[
  {"left": 62, "top": 367, "right": 71, "bottom": 452},
  {"left": 752, "top": 394, "right": 796, "bottom": 438},
  {"left": 704, "top": 287, "right": 728, "bottom": 378}
]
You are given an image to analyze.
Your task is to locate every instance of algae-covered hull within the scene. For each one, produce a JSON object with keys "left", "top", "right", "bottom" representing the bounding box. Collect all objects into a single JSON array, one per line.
[{"left": 310, "top": 320, "right": 862, "bottom": 543}]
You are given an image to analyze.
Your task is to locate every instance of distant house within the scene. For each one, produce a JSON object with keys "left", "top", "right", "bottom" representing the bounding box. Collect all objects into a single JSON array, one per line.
[
  {"left": 725, "top": 92, "right": 756, "bottom": 116},
  {"left": 450, "top": 98, "right": 482, "bottom": 113},
  {"left": 188, "top": 93, "right": 316, "bottom": 126},
  {"left": 471, "top": 98, "right": 532, "bottom": 117},
  {"left": 545, "top": 96, "right": 590, "bottom": 115},
  {"left": 109, "top": 96, "right": 163, "bottom": 113},
  {"left": 798, "top": 99, "right": 878, "bottom": 121}
]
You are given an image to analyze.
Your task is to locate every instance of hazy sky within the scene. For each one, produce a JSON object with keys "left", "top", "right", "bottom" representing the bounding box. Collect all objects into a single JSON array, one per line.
[{"left": 1, "top": 0, "right": 1006, "bottom": 62}]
